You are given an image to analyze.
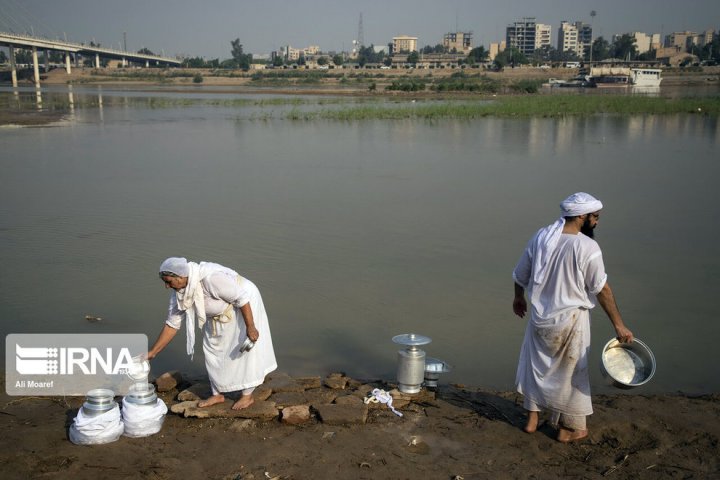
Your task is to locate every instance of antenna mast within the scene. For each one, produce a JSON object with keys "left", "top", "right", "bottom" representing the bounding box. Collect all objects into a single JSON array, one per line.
[{"left": 358, "top": 13, "right": 364, "bottom": 48}]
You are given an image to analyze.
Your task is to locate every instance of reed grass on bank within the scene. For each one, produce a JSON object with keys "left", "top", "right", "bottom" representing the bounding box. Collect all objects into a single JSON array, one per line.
[{"left": 297, "top": 95, "right": 720, "bottom": 120}]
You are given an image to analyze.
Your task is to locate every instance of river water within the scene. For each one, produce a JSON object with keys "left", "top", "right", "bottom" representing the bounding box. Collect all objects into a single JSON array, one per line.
[{"left": 1, "top": 86, "right": 719, "bottom": 394}]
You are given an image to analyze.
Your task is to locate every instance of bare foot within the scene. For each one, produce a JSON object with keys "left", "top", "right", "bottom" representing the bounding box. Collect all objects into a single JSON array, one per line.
[
  {"left": 198, "top": 394, "right": 225, "bottom": 408},
  {"left": 557, "top": 427, "right": 588, "bottom": 443},
  {"left": 231, "top": 395, "right": 254, "bottom": 410},
  {"left": 524, "top": 411, "right": 539, "bottom": 433}
]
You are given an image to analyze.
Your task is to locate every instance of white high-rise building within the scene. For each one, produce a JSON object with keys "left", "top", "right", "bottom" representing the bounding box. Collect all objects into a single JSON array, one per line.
[{"left": 558, "top": 21, "right": 581, "bottom": 57}]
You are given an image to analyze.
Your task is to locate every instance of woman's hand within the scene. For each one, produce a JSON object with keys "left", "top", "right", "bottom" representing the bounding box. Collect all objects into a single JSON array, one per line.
[{"left": 246, "top": 325, "right": 259, "bottom": 342}]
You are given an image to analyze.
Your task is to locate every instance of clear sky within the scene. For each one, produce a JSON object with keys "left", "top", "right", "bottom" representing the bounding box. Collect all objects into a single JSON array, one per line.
[{"left": 1, "top": 0, "right": 718, "bottom": 58}]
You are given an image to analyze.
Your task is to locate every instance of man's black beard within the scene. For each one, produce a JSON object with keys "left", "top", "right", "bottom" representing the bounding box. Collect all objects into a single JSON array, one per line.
[{"left": 581, "top": 218, "right": 595, "bottom": 238}]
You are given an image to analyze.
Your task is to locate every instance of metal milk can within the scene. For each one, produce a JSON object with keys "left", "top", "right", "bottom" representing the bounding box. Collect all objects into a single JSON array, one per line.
[{"left": 393, "top": 333, "right": 431, "bottom": 394}]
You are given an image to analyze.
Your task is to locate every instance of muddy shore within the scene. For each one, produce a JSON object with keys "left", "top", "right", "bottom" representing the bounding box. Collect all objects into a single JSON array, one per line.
[{"left": 1, "top": 370, "right": 718, "bottom": 480}]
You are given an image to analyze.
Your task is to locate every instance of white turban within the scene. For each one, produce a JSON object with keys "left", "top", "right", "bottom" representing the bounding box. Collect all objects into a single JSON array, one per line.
[
  {"left": 159, "top": 257, "right": 189, "bottom": 277},
  {"left": 530, "top": 193, "right": 602, "bottom": 286},
  {"left": 560, "top": 192, "right": 603, "bottom": 217}
]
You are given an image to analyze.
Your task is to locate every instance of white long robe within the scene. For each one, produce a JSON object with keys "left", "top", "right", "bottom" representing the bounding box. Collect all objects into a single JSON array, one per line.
[
  {"left": 166, "top": 264, "right": 277, "bottom": 393},
  {"left": 513, "top": 232, "right": 607, "bottom": 417}
]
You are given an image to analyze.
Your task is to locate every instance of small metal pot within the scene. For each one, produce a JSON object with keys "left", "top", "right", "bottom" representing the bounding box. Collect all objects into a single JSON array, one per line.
[
  {"left": 82, "top": 388, "right": 117, "bottom": 416},
  {"left": 239, "top": 337, "right": 255, "bottom": 354}
]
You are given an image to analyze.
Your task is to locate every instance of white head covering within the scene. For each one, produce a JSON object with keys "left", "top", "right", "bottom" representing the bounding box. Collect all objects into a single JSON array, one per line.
[
  {"left": 159, "top": 257, "right": 189, "bottom": 277},
  {"left": 531, "top": 193, "right": 603, "bottom": 285},
  {"left": 560, "top": 192, "right": 603, "bottom": 217}
]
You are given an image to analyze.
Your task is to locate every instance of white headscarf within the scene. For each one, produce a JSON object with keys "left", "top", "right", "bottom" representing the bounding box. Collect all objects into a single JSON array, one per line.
[
  {"left": 531, "top": 193, "right": 603, "bottom": 285},
  {"left": 160, "top": 259, "right": 215, "bottom": 358}
]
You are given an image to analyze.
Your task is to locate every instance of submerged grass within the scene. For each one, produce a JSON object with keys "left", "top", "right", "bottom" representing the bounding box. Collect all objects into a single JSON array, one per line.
[{"left": 303, "top": 95, "right": 720, "bottom": 120}]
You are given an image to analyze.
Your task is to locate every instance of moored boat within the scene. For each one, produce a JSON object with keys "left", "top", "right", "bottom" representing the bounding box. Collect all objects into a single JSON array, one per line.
[{"left": 630, "top": 68, "right": 662, "bottom": 87}]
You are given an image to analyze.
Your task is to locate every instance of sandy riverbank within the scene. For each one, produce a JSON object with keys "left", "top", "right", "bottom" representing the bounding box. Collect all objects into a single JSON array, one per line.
[{"left": 1, "top": 370, "right": 718, "bottom": 480}]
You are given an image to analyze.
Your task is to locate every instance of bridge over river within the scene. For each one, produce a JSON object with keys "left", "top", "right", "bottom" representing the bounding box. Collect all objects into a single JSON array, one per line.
[{"left": 1, "top": 31, "right": 181, "bottom": 87}]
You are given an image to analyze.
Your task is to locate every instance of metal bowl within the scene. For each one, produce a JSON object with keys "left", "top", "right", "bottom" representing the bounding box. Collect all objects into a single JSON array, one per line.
[
  {"left": 424, "top": 357, "right": 452, "bottom": 388},
  {"left": 126, "top": 356, "right": 150, "bottom": 382},
  {"left": 125, "top": 383, "right": 157, "bottom": 406},
  {"left": 82, "top": 388, "right": 117, "bottom": 416},
  {"left": 601, "top": 338, "right": 656, "bottom": 389}
]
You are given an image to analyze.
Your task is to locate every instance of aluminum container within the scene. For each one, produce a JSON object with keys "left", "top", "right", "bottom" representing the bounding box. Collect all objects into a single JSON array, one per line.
[
  {"left": 82, "top": 388, "right": 117, "bottom": 416},
  {"left": 124, "top": 383, "right": 158, "bottom": 406},
  {"left": 601, "top": 338, "right": 656, "bottom": 389},
  {"left": 239, "top": 337, "right": 255, "bottom": 354},
  {"left": 397, "top": 348, "right": 426, "bottom": 394},
  {"left": 423, "top": 357, "right": 451, "bottom": 388}
]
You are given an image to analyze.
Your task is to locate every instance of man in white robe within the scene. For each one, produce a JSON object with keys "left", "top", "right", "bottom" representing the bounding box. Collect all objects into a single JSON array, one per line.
[
  {"left": 149, "top": 257, "right": 277, "bottom": 410},
  {"left": 512, "top": 193, "right": 634, "bottom": 442}
]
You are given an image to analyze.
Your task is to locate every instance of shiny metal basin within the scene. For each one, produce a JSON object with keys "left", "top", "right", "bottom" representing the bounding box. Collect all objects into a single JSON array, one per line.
[{"left": 601, "top": 338, "right": 656, "bottom": 388}]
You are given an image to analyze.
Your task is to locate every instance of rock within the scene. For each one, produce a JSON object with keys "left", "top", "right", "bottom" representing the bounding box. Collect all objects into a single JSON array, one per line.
[
  {"left": 304, "top": 388, "right": 338, "bottom": 405},
  {"left": 154, "top": 371, "right": 183, "bottom": 392},
  {"left": 281, "top": 405, "right": 311, "bottom": 425},
  {"left": 314, "top": 404, "right": 368, "bottom": 425},
  {"left": 268, "top": 391, "right": 308, "bottom": 408},
  {"left": 295, "top": 376, "right": 322, "bottom": 390},
  {"left": 177, "top": 383, "right": 211, "bottom": 401},
  {"left": 352, "top": 384, "right": 376, "bottom": 399},
  {"left": 183, "top": 400, "right": 278, "bottom": 420},
  {"left": 170, "top": 400, "right": 198, "bottom": 415},
  {"left": 324, "top": 375, "right": 348, "bottom": 390},
  {"left": 254, "top": 384, "right": 272, "bottom": 401},
  {"left": 334, "top": 395, "right": 364, "bottom": 406},
  {"left": 265, "top": 372, "right": 304, "bottom": 393}
]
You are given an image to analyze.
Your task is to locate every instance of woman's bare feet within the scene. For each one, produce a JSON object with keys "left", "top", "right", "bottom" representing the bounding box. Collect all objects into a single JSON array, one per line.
[
  {"left": 232, "top": 395, "right": 254, "bottom": 410},
  {"left": 524, "top": 411, "right": 539, "bottom": 433},
  {"left": 198, "top": 394, "right": 225, "bottom": 408},
  {"left": 557, "top": 427, "right": 588, "bottom": 443}
]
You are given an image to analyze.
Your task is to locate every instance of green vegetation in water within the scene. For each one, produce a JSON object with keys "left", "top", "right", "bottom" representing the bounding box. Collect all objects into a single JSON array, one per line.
[{"left": 294, "top": 95, "right": 720, "bottom": 120}]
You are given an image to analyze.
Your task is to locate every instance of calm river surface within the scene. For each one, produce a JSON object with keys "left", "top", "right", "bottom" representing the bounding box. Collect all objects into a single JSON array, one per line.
[{"left": 2, "top": 86, "right": 719, "bottom": 394}]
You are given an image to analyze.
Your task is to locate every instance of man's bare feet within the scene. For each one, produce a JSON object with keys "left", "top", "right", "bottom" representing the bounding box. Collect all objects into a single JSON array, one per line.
[
  {"left": 557, "top": 427, "right": 588, "bottom": 443},
  {"left": 524, "top": 411, "right": 539, "bottom": 433},
  {"left": 198, "top": 394, "right": 225, "bottom": 408},
  {"left": 232, "top": 395, "right": 254, "bottom": 410}
]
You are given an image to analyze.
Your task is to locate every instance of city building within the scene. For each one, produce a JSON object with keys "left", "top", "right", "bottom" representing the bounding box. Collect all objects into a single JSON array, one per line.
[
  {"left": 506, "top": 18, "right": 551, "bottom": 56},
  {"left": 632, "top": 32, "right": 661, "bottom": 54},
  {"left": 443, "top": 31, "right": 473, "bottom": 54},
  {"left": 393, "top": 35, "right": 418, "bottom": 53},
  {"left": 664, "top": 29, "right": 716, "bottom": 53},
  {"left": 489, "top": 41, "right": 506, "bottom": 61},
  {"left": 557, "top": 21, "right": 581, "bottom": 57},
  {"left": 575, "top": 22, "right": 593, "bottom": 59}
]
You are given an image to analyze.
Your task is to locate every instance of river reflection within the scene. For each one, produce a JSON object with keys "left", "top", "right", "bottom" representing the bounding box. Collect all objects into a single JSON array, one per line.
[{"left": 1, "top": 87, "right": 719, "bottom": 395}]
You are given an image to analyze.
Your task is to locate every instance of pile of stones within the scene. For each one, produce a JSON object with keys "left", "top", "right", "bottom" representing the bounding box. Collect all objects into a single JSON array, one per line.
[{"left": 153, "top": 371, "right": 436, "bottom": 426}]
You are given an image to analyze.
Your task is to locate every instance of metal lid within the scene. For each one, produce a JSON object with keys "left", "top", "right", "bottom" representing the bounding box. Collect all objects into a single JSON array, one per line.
[
  {"left": 424, "top": 357, "right": 452, "bottom": 373},
  {"left": 125, "top": 383, "right": 157, "bottom": 405},
  {"left": 392, "top": 333, "right": 432, "bottom": 346}
]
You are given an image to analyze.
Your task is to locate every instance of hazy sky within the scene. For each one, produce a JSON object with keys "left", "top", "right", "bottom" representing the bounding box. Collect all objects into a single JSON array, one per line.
[{"left": 1, "top": 0, "right": 718, "bottom": 58}]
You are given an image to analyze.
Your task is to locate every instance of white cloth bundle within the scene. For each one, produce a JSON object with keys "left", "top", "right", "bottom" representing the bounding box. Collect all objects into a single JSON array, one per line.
[
  {"left": 364, "top": 388, "right": 403, "bottom": 417},
  {"left": 69, "top": 404, "right": 124, "bottom": 445},
  {"left": 121, "top": 397, "right": 168, "bottom": 438}
]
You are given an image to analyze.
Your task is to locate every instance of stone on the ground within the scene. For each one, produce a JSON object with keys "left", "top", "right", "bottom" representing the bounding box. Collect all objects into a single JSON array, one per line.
[
  {"left": 295, "top": 376, "right": 322, "bottom": 389},
  {"left": 170, "top": 400, "right": 198, "bottom": 415},
  {"left": 281, "top": 405, "right": 311, "bottom": 425},
  {"left": 255, "top": 384, "right": 272, "bottom": 401},
  {"left": 268, "top": 391, "right": 308, "bottom": 408},
  {"left": 334, "top": 395, "right": 364, "bottom": 406},
  {"left": 183, "top": 400, "right": 279, "bottom": 420},
  {"left": 177, "top": 383, "right": 212, "bottom": 401},
  {"left": 314, "top": 403, "right": 368, "bottom": 425},
  {"left": 303, "top": 387, "right": 338, "bottom": 405},
  {"left": 324, "top": 374, "right": 348, "bottom": 390},
  {"left": 155, "top": 370, "right": 183, "bottom": 392},
  {"left": 265, "top": 372, "right": 305, "bottom": 393}
]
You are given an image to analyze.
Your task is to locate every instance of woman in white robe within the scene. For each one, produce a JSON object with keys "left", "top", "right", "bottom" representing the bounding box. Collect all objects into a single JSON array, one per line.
[{"left": 148, "top": 257, "right": 277, "bottom": 410}]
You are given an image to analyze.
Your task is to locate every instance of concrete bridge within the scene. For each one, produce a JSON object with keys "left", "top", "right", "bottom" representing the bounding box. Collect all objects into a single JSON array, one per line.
[{"left": 1, "top": 31, "right": 181, "bottom": 87}]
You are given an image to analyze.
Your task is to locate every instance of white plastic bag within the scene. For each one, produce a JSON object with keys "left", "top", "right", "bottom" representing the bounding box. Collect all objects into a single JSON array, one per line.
[
  {"left": 69, "top": 404, "right": 124, "bottom": 445},
  {"left": 121, "top": 397, "right": 168, "bottom": 438}
]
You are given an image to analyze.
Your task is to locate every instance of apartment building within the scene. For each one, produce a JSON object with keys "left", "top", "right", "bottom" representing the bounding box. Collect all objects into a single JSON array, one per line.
[
  {"left": 443, "top": 31, "right": 473, "bottom": 54},
  {"left": 489, "top": 41, "right": 506, "bottom": 61},
  {"left": 632, "top": 32, "right": 661, "bottom": 54},
  {"left": 506, "top": 18, "right": 551, "bottom": 56},
  {"left": 393, "top": 35, "right": 418, "bottom": 53},
  {"left": 557, "top": 21, "right": 580, "bottom": 56},
  {"left": 664, "top": 29, "right": 716, "bottom": 52}
]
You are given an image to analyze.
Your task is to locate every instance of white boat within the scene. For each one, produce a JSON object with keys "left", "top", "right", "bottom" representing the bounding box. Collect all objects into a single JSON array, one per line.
[{"left": 630, "top": 68, "right": 662, "bottom": 87}]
